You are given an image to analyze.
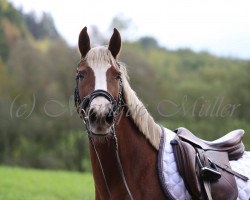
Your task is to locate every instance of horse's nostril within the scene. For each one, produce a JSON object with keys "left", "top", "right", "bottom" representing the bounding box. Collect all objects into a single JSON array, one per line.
[
  {"left": 105, "top": 109, "right": 114, "bottom": 125},
  {"left": 89, "top": 108, "right": 98, "bottom": 123},
  {"left": 88, "top": 107, "right": 114, "bottom": 126}
]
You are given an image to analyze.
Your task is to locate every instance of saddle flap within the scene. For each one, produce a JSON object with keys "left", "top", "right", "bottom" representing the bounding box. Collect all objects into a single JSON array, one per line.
[
  {"left": 171, "top": 137, "right": 204, "bottom": 200},
  {"left": 206, "top": 151, "right": 238, "bottom": 200}
]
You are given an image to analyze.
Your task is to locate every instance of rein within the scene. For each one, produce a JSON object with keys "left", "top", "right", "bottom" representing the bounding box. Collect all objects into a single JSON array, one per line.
[{"left": 74, "top": 77, "right": 134, "bottom": 200}]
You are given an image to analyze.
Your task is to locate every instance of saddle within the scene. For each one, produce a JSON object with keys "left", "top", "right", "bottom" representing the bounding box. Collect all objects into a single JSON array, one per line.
[{"left": 171, "top": 127, "right": 248, "bottom": 200}]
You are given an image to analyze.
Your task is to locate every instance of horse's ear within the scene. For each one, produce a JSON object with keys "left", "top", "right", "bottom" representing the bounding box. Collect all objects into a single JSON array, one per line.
[
  {"left": 78, "top": 27, "right": 91, "bottom": 58},
  {"left": 108, "top": 28, "right": 121, "bottom": 59}
]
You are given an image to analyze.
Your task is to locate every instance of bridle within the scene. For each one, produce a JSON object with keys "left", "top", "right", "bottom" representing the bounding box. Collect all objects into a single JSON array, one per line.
[{"left": 74, "top": 67, "right": 134, "bottom": 200}]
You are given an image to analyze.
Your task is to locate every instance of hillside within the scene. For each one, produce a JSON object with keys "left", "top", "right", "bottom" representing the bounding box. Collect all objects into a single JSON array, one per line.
[
  {"left": 0, "top": 0, "right": 26, "bottom": 62},
  {"left": 0, "top": 0, "right": 249, "bottom": 171}
]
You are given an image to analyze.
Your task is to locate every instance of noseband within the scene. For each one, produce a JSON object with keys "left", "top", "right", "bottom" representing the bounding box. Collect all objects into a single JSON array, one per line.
[
  {"left": 81, "top": 89, "right": 118, "bottom": 114},
  {"left": 74, "top": 75, "right": 134, "bottom": 200}
]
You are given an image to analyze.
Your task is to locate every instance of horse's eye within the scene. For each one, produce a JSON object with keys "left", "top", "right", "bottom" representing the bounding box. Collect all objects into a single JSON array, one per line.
[
  {"left": 115, "top": 74, "right": 121, "bottom": 80},
  {"left": 77, "top": 73, "right": 84, "bottom": 80}
]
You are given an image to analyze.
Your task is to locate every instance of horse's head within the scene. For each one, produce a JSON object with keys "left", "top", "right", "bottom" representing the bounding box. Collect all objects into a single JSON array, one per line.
[{"left": 75, "top": 27, "right": 123, "bottom": 136}]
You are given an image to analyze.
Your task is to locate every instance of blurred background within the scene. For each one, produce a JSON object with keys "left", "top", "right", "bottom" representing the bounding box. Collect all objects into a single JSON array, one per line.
[{"left": 0, "top": 0, "right": 250, "bottom": 199}]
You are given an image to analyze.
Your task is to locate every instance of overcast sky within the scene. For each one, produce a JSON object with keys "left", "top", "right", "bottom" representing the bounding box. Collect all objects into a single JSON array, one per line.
[{"left": 9, "top": 0, "right": 250, "bottom": 59}]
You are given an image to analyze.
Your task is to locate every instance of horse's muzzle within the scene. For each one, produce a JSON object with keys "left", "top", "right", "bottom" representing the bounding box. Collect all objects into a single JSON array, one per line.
[
  {"left": 87, "top": 99, "right": 115, "bottom": 135},
  {"left": 88, "top": 106, "right": 114, "bottom": 128},
  {"left": 78, "top": 89, "right": 118, "bottom": 135}
]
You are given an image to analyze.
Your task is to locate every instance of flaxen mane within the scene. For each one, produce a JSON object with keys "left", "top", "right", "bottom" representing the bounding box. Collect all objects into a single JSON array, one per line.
[{"left": 86, "top": 47, "right": 161, "bottom": 149}]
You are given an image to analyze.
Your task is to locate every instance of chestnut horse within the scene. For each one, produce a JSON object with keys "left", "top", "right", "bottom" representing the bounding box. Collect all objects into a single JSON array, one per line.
[
  {"left": 75, "top": 27, "right": 166, "bottom": 199},
  {"left": 74, "top": 27, "right": 250, "bottom": 200}
]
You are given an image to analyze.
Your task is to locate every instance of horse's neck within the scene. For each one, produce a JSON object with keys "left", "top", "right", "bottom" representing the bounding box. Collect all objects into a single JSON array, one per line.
[{"left": 89, "top": 112, "right": 160, "bottom": 198}]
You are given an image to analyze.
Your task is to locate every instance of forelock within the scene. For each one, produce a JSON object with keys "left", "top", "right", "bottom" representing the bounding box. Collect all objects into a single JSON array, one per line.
[{"left": 86, "top": 46, "right": 118, "bottom": 69}]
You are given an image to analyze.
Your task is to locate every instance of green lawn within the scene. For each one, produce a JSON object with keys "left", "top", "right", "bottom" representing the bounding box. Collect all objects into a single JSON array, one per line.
[{"left": 0, "top": 166, "right": 95, "bottom": 200}]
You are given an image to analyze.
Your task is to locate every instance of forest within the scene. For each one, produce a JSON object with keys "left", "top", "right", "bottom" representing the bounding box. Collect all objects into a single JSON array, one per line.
[{"left": 0, "top": 0, "right": 250, "bottom": 172}]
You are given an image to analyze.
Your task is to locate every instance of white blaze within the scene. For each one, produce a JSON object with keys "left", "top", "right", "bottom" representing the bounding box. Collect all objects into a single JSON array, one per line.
[
  {"left": 90, "top": 63, "right": 111, "bottom": 109},
  {"left": 93, "top": 67, "right": 109, "bottom": 90}
]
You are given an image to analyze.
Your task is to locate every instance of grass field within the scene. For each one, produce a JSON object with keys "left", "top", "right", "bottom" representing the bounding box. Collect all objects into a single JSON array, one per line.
[{"left": 0, "top": 166, "right": 95, "bottom": 200}]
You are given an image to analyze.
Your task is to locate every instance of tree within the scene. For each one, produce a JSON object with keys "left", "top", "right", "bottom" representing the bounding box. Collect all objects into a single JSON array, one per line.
[
  {"left": 138, "top": 36, "right": 159, "bottom": 49},
  {"left": 24, "top": 11, "right": 59, "bottom": 40},
  {"left": 109, "top": 14, "right": 135, "bottom": 40}
]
